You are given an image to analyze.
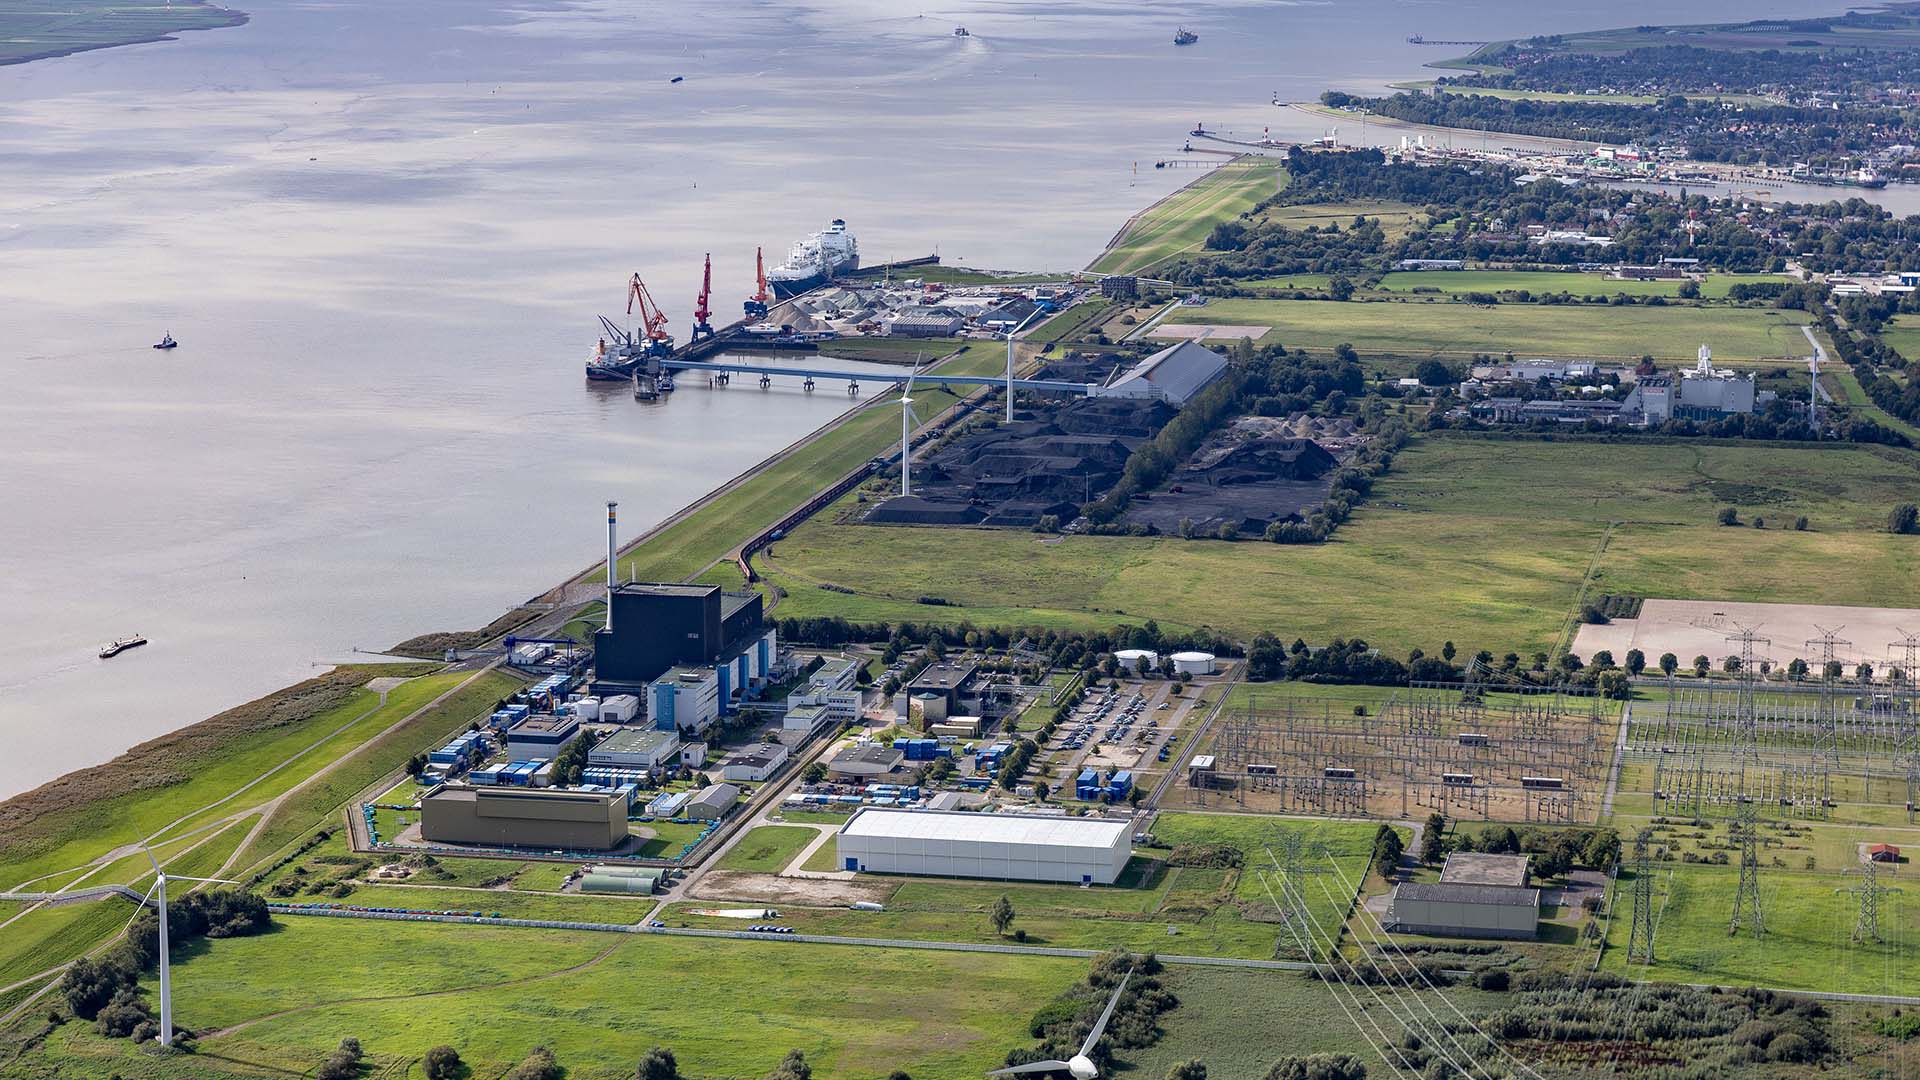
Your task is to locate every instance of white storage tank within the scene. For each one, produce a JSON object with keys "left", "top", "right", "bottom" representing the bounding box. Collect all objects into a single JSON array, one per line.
[
  {"left": 1171, "top": 651, "right": 1216, "bottom": 675},
  {"left": 569, "top": 696, "right": 601, "bottom": 720},
  {"left": 1114, "top": 648, "right": 1159, "bottom": 668},
  {"left": 599, "top": 694, "right": 639, "bottom": 724}
]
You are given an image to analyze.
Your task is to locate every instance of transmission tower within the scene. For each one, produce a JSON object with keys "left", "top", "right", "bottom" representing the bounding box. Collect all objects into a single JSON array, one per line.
[
  {"left": 1626, "top": 830, "right": 1658, "bottom": 962},
  {"left": 1264, "top": 831, "right": 1332, "bottom": 928},
  {"left": 1894, "top": 631, "right": 1920, "bottom": 823},
  {"left": 1725, "top": 625, "right": 1770, "bottom": 936},
  {"left": 1838, "top": 856, "right": 1901, "bottom": 944},
  {"left": 1729, "top": 797, "right": 1765, "bottom": 936},
  {"left": 1807, "top": 625, "right": 1851, "bottom": 762}
]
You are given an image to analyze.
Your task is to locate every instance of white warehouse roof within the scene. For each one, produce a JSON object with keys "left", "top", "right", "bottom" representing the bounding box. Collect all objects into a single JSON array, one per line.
[{"left": 841, "top": 808, "right": 1130, "bottom": 850}]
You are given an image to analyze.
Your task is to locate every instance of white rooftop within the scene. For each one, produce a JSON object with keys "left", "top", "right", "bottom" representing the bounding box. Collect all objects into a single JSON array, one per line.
[{"left": 841, "top": 808, "right": 1131, "bottom": 850}]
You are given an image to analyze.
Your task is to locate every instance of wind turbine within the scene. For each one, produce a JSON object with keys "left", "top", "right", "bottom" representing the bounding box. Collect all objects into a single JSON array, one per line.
[
  {"left": 898, "top": 356, "right": 924, "bottom": 497},
  {"left": 136, "top": 847, "right": 237, "bottom": 1047},
  {"left": 987, "top": 971, "right": 1132, "bottom": 1080}
]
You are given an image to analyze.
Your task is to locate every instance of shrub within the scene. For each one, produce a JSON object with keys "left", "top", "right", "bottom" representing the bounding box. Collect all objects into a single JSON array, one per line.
[
  {"left": 425, "top": 1045, "right": 465, "bottom": 1080},
  {"left": 1891, "top": 503, "right": 1919, "bottom": 535},
  {"left": 1475, "top": 968, "right": 1510, "bottom": 992}
]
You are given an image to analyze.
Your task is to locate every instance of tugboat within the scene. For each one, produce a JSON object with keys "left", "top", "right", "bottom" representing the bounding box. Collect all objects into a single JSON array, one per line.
[
  {"left": 152, "top": 333, "right": 177, "bottom": 350},
  {"left": 1173, "top": 27, "right": 1198, "bottom": 45},
  {"left": 99, "top": 635, "right": 148, "bottom": 659}
]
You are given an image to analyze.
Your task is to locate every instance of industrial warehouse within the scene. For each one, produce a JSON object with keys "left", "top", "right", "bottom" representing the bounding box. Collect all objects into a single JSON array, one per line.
[
  {"left": 419, "top": 785, "right": 628, "bottom": 852},
  {"left": 834, "top": 807, "right": 1134, "bottom": 884},
  {"left": 1384, "top": 852, "right": 1541, "bottom": 939}
]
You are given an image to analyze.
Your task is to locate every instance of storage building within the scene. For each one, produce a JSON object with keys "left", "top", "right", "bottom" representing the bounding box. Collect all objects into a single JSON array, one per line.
[
  {"left": 685, "top": 782, "right": 740, "bottom": 821},
  {"left": 1098, "top": 340, "right": 1228, "bottom": 406},
  {"left": 419, "top": 786, "right": 626, "bottom": 851},
  {"left": 721, "top": 742, "right": 790, "bottom": 782},
  {"left": 1384, "top": 852, "right": 1539, "bottom": 939},
  {"left": 828, "top": 743, "right": 906, "bottom": 780},
  {"left": 836, "top": 808, "right": 1132, "bottom": 885},
  {"left": 589, "top": 728, "right": 682, "bottom": 770},
  {"left": 505, "top": 714, "right": 580, "bottom": 759}
]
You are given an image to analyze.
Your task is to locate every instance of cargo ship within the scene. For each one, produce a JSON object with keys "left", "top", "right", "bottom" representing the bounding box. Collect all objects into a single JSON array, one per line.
[
  {"left": 766, "top": 219, "right": 859, "bottom": 299},
  {"left": 99, "top": 635, "right": 147, "bottom": 659}
]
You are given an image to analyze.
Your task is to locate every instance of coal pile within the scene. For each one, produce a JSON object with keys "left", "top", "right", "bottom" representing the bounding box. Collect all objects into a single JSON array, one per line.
[
  {"left": 865, "top": 394, "right": 1176, "bottom": 529},
  {"left": 1122, "top": 416, "right": 1351, "bottom": 537}
]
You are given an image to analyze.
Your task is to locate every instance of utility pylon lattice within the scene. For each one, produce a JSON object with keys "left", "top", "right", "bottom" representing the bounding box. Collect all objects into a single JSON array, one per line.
[
  {"left": 1838, "top": 857, "right": 1901, "bottom": 943},
  {"left": 1262, "top": 832, "right": 1333, "bottom": 931},
  {"left": 1807, "top": 625, "right": 1852, "bottom": 763},
  {"left": 1725, "top": 625, "right": 1770, "bottom": 936},
  {"left": 1626, "top": 831, "right": 1657, "bottom": 962},
  {"left": 1895, "top": 630, "right": 1920, "bottom": 824}
]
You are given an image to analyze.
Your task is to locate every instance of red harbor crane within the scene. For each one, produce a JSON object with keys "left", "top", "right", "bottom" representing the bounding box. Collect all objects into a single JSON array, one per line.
[
  {"left": 744, "top": 246, "right": 771, "bottom": 319},
  {"left": 626, "top": 272, "right": 674, "bottom": 357},
  {"left": 690, "top": 253, "right": 716, "bottom": 342}
]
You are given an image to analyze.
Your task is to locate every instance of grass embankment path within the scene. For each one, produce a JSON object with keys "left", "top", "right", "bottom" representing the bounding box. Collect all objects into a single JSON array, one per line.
[{"left": 1091, "top": 158, "right": 1285, "bottom": 277}]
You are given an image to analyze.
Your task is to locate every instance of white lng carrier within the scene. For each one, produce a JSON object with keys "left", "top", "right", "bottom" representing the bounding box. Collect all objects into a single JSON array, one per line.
[{"left": 767, "top": 218, "right": 858, "bottom": 299}]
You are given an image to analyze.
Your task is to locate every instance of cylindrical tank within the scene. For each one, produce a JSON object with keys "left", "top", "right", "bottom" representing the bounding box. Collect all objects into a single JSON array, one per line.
[
  {"left": 1171, "top": 651, "right": 1216, "bottom": 675},
  {"left": 1115, "top": 648, "right": 1159, "bottom": 667},
  {"left": 581, "top": 871, "right": 659, "bottom": 895}
]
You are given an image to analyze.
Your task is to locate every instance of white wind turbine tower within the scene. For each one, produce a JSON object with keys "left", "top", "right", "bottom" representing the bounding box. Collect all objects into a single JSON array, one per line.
[
  {"left": 987, "top": 970, "right": 1132, "bottom": 1080},
  {"left": 136, "top": 847, "right": 237, "bottom": 1047},
  {"left": 898, "top": 356, "right": 924, "bottom": 497}
]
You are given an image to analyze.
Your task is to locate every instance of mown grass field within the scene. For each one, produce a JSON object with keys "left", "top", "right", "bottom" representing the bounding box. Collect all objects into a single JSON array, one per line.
[
  {"left": 1878, "top": 314, "right": 1920, "bottom": 362},
  {"left": 1375, "top": 270, "right": 1791, "bottom": 299},
  {"left": 714, "top": 825, "right": 821, "bottom": 873},
  {"left": 7, "top": 920, "right": 1090, "bottom": 1080},
  {"left": 1600, "top": 863, "right": 1916, "bottom": 995},
  {"left": 762, "top": 435, "right": 1920, "bottom": 657},
  {"left": 674, "top": 815, "right": 1379, "bottom": 961},
  {"left": 0, "top": 666, "right": 508, "bottom": 894},
  {"left": 0, "top": 0, "right": 244, "bottom": 65},
  {"left": 1827, "top": 365, "right": 1920, "bottom": 441},
  {"left": 1158, "top": 297, "right": 1812, "bottom": 363},
  {"left": 1091, "top": 160, "right": 1285, "bottom": 276},
  {"left": 1254, "top": 199, "right": 1425, "bottom": 239}
]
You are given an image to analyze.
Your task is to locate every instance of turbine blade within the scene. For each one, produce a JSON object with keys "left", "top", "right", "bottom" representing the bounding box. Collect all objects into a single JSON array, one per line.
[
  {"left": 1079, "top": 971, "right": 1132, "bottom": 1058},
  {"left": 987, "top": 1062, "right": 1073, "bottom": 1077},
  {"left": 141, "top": 846, "right": 161, "bottom": 875}
]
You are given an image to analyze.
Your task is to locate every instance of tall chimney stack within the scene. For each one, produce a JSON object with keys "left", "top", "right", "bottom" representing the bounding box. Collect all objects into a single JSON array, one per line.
[{"left": 605, "top": 501, "right": 618, "bottom": 632}]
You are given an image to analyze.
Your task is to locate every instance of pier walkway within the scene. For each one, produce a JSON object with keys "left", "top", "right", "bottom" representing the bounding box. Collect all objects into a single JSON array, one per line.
[{"left": 657, "top": 356, "right": 1100, "bottom": 394}]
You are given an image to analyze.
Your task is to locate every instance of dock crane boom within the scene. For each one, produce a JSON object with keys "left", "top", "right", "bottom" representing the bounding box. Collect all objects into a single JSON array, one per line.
[
  {"left": 744, "top": 246, "right": 771, "bottom": 319},
  {"left": 691, "top": 253, "right": 716, "bottom": 341},
  {"left": 626, "top": 272, "right": 674, "bottom": 357}
]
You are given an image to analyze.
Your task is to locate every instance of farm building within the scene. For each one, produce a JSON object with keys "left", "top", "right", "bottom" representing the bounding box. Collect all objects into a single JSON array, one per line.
[
  {"left": 835, "top": 807, "right": 1132, "bottom": 884},
  {"left": 1384, "top": 852, "right": 1539, "bottom": 939},
  {"left": 419, "top": 786, "right": 626, "bottom": 852}
]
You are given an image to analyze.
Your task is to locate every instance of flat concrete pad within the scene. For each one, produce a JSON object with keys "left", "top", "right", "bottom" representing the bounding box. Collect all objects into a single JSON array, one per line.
[
  {"left": 365, "top": 676, "right": 413, "bottom": 693},
  {"left": 1147, "top": 323, "right": 1272, "bottom": 341},
  {"left": 1571, "top": 598, "right": 1920, "bottom": 668}
]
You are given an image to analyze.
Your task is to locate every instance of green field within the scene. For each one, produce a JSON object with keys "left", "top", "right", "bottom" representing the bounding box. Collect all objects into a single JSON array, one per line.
[
  {"left": 1878, "top": 314, "right": 1920, "bottom": 362},
  {"left": 714, "top": 825, "right": 820, "bottom": 872},
  {"left": 1091, "top": 160, "right": 1285, "bottom": 276},
  {"left": 761, "top": 435, "right": 1920, "bottom": 657},
  {"left": 1255, "top": 199, "right": 1426, "bottom": 239},
  {"left": 10, "top": 919, "right": 1089, "bottom": 1080},
  {"left": 1601, "top": 863, "right": 1916, "bottom": 995},
  {"left": 1158, "top": 298, "right": 1812, "bottom": 363},
  {"left": 1828, "top": 365, "right": 1920, "bottom": 441},
  {"left": 0, "top": 0, "right": 245, "bottom": 66},
  {"left": 1376, "top": 270, "right": 1792, "bottom": 300}
]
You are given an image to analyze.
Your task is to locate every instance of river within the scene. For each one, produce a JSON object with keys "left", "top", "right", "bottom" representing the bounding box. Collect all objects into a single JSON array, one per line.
[{"left": 0, "top": 0, "right": 1861, "bottom": 799}]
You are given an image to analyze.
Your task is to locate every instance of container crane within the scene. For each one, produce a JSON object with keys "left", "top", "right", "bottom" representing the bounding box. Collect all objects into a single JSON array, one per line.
[
  {"left": 744, "top": 246, "right": 771, "bottom": 319},
  {"left": 627, "top": 272, "right": 674, "bottom": 357},
  {"left": 690, "top": 254, "right": 716, "bottom": 341}
]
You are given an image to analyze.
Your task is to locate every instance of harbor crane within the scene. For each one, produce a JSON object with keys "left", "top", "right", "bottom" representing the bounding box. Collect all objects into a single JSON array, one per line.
[
  {"left": 626, "top": 272, "right": 674, "bottom": 357},
  {"left": 690, "top": 253, "right": 716, "bottom": 342},
  {"left": 744, "top": 246, "right": 772, "bottom": 319}
]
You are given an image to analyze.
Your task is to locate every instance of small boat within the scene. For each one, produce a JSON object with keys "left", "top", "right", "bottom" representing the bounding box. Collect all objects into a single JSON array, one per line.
[
  {"left": 953, "top": 26, "right": 969, "bottom": 37},
  {"left": 153, "top": 333, "right": 177, "bottom": 350},
  {"left": 100, "top": 635, "right": 148, "bottom": 659},
  {"left": 670, "top": 75, "right": 684, "bottom": 83},
  {"left": 656, "top": 372, "right": 675, "bottom": 393},
  {"left": 1174, "top": 27, "right": 1198, "bottom": 45}
]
